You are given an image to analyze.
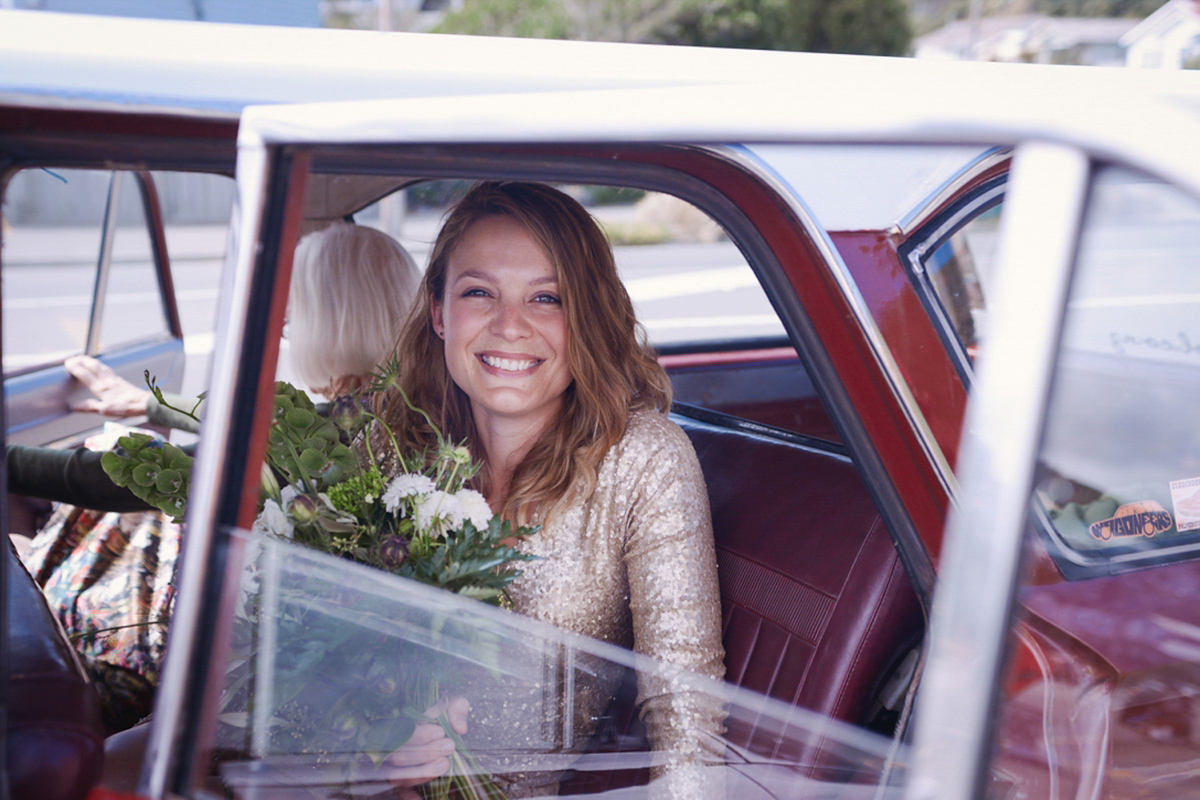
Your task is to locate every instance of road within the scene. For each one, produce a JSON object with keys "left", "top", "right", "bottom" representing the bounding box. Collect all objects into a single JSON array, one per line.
[{"left": 3, "top": 214, "right": 782, "bottom": 400}]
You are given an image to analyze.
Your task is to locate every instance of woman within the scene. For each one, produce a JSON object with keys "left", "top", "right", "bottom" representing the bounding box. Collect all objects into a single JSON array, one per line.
[{"left": 377, "top": 181, "right": 727, "bottom": 796}]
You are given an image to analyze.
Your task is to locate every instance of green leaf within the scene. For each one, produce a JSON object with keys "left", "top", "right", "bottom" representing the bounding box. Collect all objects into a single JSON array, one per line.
[
  {"left": 155, "top": 468, "right": 184, "bottom": 494},
  {"left": 132, "top": 463, "right": 160, "bottom": 487},
  {"left": 285, "top": 408, "right": 315, "bottom": 430}
]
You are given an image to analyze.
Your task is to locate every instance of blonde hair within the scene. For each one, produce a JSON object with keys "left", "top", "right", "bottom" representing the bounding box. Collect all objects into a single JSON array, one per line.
[
  {"left": 382, "top": 182, "right": 671, "bottom": 523},
  {"left": 289, "top": 223, "right": 420, "bottom": 393}
]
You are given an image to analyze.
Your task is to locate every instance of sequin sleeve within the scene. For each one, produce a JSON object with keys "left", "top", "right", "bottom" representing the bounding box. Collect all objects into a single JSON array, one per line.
[{"left": 622, "top": 413, "right": 727, "bottom": 794}]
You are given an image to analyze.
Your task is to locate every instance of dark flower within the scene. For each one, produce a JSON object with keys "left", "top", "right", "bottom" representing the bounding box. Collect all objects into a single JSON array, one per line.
[{"left": 379, "top": 535, "right": 410, "bottom": 568}]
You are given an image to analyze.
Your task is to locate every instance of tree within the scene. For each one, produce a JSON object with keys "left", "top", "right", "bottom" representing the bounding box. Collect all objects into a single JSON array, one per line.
[
  {"left": 1032, "top": 0, "right": 1165, "bottom": 15},
  {"left": 436, "top": 0, "right": 912, "bottom": 56}
]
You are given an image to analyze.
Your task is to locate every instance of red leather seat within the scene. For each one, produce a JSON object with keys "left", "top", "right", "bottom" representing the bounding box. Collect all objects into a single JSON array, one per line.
[
  {"left": 681, "top": 414, "right": 923, "bottom": 763},
  {"left": 6, "top": 541, "right": 105, "bottom": 800}
]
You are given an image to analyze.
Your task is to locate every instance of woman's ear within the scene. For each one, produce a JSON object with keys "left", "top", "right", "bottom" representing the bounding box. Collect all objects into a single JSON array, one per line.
[{"left": 430, "top": 296, "right": 445, "bottom": 339}]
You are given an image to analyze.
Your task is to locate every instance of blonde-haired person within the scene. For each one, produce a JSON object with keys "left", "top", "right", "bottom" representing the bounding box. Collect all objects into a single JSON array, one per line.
[
  {"left": 65, "top": 222, "right": 422, "bottom": 421},
  {"left": 288, "top": 222, "right": 421, "bottom": 399},
  {"left": 376, "top": 181, "right": 726, "bottom": 797}
]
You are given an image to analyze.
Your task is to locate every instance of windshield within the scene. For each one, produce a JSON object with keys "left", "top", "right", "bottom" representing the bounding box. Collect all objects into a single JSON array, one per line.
[{"left": 209, "top": 530, "right": 903, "bottom": 799}]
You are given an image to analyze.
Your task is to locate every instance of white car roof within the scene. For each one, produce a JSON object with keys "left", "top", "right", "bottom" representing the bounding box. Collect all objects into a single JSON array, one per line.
[
  {"left": 237, "top": 74, "right": 1200, "bottom": 231},
  {"left": 4, "top": 8, "right": 1200, "bottom": 118},
  {"left": 6, "top": 9, "right": 1200, "bottom": 230}
]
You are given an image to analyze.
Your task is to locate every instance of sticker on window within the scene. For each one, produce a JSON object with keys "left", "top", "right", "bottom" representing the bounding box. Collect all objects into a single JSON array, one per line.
[
  {"left": 1170, "top": 478, "right": 1200, "bottom": 533},
  {"left": 1088, "top": 501, "right": 1174, "bottom": 541}
]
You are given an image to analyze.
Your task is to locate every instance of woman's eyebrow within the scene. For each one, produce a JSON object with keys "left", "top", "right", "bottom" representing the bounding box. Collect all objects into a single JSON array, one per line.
[{"left": 451, "top": 269, "right": 559, "bottom": 286}]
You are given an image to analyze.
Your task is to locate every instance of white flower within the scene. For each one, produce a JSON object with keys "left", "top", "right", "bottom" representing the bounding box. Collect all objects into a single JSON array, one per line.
[
  {"left": 252, "top": 498, "right": 294, "bottom": 540},
  {"left": 414, "top": 490, "right": 457, "bottom": 537},
  {"left": 382, "top": 473, "right": 437, "bottom": 514},
  {"left": 454, "top": 489, "right": 493, "bottom": 532},
  {"left": 281, "top": 484, "right": 299, "bottom": 510}
]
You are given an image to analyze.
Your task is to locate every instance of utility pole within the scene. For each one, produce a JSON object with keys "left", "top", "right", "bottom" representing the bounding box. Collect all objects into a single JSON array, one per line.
[
  {"left": 376, "top": 0, "right": 407, "bottom": 240},
  {"left": 965, "top": 0, "right": 983, "bottom": 60}
]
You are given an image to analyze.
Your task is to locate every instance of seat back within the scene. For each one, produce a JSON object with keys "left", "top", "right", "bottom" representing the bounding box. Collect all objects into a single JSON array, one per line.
[
  {"left": 677, "top": 413, "right": 923, "bottom": 748},
  {"left": 6, "top": 541, "right": 105, "bottom": 800}
]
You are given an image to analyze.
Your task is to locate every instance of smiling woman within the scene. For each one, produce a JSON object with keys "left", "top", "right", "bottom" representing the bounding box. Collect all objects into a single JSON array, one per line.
[
  {"left": 432, "top": 214, "right": 574, "bottom": 472},
  {"left": 374, "top": 181, "right": 726, "bottom": 796}
]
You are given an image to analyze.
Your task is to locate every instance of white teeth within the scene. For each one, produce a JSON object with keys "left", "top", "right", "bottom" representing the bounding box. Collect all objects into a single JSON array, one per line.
[{"left": 481, "top": 355, "right": 538, "bottom": 372}]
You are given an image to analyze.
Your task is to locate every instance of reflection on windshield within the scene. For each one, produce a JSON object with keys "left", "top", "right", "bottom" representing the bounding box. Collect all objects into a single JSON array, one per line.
[{"left": 210, "top": 530, "right": 903, "bottom": 799}]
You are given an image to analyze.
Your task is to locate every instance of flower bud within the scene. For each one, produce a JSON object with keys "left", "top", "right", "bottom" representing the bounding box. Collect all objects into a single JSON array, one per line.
[
  {"left": 288, "top": 493, "right": 320, "bottom": 524},
  {"left": 379, "top": 535, "right": 410, "bottom": 568},
  {"left": 331, "top": 394, "right": 367, "bottom": 432},
  {"left": 331, "top": 710, "right": 362, "bottom": 741}
]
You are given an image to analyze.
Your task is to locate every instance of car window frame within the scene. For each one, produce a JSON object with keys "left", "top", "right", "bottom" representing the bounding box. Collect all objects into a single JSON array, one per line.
[{"left": 146, "top": 139, "right": 948, "bottom": 799}]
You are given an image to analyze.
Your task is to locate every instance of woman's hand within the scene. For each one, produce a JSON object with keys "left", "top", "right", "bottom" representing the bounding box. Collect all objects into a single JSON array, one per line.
[
  {"left": 65, "top": 355, "right": 152, "bottom": 417},
  {"left": 384, "top": 697, "right": 470, "bottom": 795}
]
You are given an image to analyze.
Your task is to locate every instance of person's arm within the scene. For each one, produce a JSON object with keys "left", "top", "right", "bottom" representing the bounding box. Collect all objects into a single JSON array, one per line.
[
  {"left": 66, "top": 355, "right": 204, "bottom": 434},
  {"left": 7, "top": 445, "right": 155, "bottom": 513},
  {"left": 622, "top": 415, "right": 727, "bottom": 797}
]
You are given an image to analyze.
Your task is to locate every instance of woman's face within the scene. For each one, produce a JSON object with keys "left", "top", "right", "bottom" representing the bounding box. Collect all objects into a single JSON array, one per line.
[{"left": 431, "top": 215, "right": 573, "bottom": 432}]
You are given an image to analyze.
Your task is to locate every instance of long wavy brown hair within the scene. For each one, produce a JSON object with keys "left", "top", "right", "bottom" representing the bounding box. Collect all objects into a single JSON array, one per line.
[{"left": 380, "top": 181, "right": 671, "bottom": 524}]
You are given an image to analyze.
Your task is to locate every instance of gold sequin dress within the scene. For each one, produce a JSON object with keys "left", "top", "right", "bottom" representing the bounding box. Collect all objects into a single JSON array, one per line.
[{"left": 376, "top": 409, "right": 727, "bottom": 796}]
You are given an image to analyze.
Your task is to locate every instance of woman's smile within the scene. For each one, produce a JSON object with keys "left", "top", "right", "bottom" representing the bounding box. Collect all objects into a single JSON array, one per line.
[
  {"left": 478, "top": 353, "right": 543, "bottom": 373},
  {"left": 432, "top": 215, "right": 574, "bottom": 431}
]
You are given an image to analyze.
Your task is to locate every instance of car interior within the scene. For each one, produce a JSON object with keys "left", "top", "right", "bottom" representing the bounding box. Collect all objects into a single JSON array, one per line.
[{"left": 3, "top": 154, "right": 928, "bottom": 798}]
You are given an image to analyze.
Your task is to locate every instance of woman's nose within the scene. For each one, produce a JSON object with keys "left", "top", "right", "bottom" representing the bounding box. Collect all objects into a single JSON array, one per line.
[{"left": 489, "top": 299, "right": 532, "bottom": 339}]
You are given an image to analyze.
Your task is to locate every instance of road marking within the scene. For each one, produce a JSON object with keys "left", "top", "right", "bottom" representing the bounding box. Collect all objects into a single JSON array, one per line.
[
  {"left": 644, "top": 314, "right": 783, "bottom": 332},
  {"left": 623, "top": 266, "right": 760, "bottom": 302},
  {"left": 1069, "top": 293, "right": 1200, "bottom": 309},
  {"left": 4, "top": 288, "right": 219, "bottom": 309}
]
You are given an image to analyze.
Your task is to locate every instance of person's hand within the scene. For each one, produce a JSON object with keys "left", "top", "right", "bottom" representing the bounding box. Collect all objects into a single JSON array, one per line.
[
  {"left": 65, "top": 355, "right": 152, "bottom": 417},
  {"left": 384, "top": 697, "right": 470, "bottom": 795}
]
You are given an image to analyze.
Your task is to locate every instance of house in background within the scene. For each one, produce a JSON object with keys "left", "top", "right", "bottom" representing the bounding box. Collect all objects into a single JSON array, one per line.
[
  {"left": 915, "top": 14, "right": 1138, "bottom": 66},
  {"left": 1122, "top": 0, "right": 1200, "bottom": 68}
]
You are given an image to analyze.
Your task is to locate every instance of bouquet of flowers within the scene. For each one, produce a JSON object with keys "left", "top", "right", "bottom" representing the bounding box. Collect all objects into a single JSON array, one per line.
[{"left": 101, "top": 362, "right": 538, "bottom": 799}]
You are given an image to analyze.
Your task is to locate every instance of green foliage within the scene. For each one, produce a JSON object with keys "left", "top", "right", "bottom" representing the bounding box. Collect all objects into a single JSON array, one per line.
[
  {"left": 398, "top": 517, "right": 531, "bottom": 604},
  {"left": 436, "top": 0, "right": 912, "bottom": 55},
  {"left": 100, "top": 433, "right": 193, "bottom": 521},
  {"left": 326, "top": 468, "right": 386, "bottom": 514},
  {"left": 583, "top": 185, "right": 646, "bottom": 206},
  {"left": 266, "top": 382, "right": 357, "bottom": 492},
  {"left": 1032, "top": 0, "right": 1165, "bottom": 16},
  {"left": 437, "top": 0, "right": 573, "bottom": 38}
]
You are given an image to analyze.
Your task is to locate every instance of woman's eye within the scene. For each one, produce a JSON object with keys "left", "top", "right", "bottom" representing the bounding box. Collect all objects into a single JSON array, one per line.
[
  {"left": 533, "top": 293, "right": 561, "bottom": 305},
  {"left": 462, "top": 288, "right": 490, "bottom": 298}
]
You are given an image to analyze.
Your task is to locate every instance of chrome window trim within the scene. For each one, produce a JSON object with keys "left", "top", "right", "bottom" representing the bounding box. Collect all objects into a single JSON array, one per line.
[
  {"left": 85, "top": 171, "right": 120, "bottom": 356},
  {"left": 895, "top": 147, "right": 1010, "bottom": 237},
  {"left": 141, "top": 137, "right": 272, "bottom": 799},
  {"left": 903, "top": 181, "right": 1006, "bottom": 280},
  {"left": 905, "top": 142, "right": 1090, "bottom": 800}
]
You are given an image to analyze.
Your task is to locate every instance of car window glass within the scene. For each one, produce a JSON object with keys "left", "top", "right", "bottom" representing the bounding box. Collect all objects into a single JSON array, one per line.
[
  {"left": 2, "top": 167, "right": 108, "bottom": 374},
  {"left": 151, "top": 171, "right": 234, "bottom": 398},
  {"left": 211, "top": 529, "right": 901, "bottom": 798},
  {"left": 1, "top": 168, "right": 176, "bottom": 373},
  {"left": 95, "top": 171, "right": 172, "bottom": 354},
  {"left": 919, "top": 201, "right": 1003, "bottom": 363},
  {"left": 1033, "top": 166, "right": 1200, "bottom": 575}
]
